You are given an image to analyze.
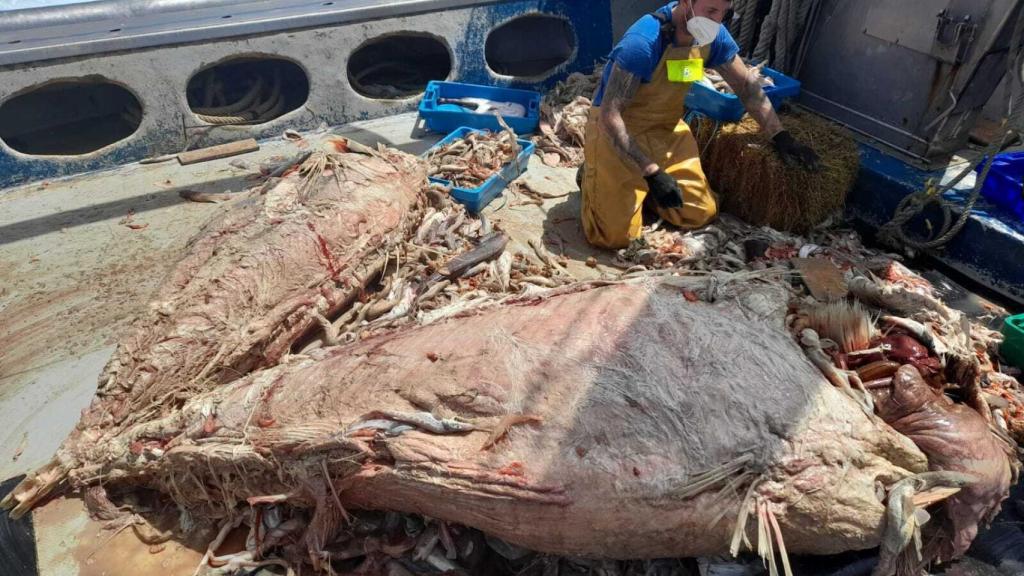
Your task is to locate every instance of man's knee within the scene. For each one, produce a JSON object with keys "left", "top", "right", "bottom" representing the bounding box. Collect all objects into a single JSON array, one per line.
[
  {"left": 657, "top": 189, "right": 718, "bottom": 230},
  {"left": 697, "top": 191, "right": 719, "bottom": 224},
  {"left": 585, "top": 229, "right": 631, "bottom": 250}
]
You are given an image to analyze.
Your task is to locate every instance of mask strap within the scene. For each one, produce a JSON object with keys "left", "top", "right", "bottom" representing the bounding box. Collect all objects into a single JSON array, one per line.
[{"left": 650, "top": 8, "right": 676, "bottom": 40}]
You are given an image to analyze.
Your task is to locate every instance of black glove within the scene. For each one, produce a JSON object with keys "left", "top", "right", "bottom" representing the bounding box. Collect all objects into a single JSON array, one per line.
[
  {"left": 772, "top": 130, "right": 822, "bottom": 171},
  {"left": 644, "top": 170, "right": 684, "bottom": 209}
]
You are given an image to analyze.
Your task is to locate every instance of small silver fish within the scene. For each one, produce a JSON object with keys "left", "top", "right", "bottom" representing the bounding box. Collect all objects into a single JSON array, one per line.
[
  {"left": 345, "top": 419, "right": 415, "bottom": 437},
  {"left": 361, "top": 410, "right": 480, "bottom": 434}
]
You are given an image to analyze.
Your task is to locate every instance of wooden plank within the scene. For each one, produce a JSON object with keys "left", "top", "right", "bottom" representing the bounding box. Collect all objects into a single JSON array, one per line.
[
  {"left": 793, "top": 258, "right": 848, "bottom": 301},
  {"left": 177, "top": 138, "right": 259, "bottom": 166}
]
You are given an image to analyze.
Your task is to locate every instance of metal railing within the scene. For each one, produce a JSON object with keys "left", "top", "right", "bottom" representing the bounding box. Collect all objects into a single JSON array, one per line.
[{"left": 0, "top": 0, "right": 501, "bottom": 66}]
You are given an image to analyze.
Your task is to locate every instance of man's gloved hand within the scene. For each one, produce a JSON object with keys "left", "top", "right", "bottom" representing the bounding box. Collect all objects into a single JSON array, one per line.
[
  {"left": 644, "top": 170, "right": 684, "bottom": 209},
  {"left": 772, "top": 130, "right": 822, "bottom": 171}
]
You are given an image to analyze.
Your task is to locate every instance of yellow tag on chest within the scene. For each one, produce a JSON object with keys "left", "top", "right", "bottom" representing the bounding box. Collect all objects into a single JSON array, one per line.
[{"left": 666, "top": 58, "right": 704, "bottom": 83}]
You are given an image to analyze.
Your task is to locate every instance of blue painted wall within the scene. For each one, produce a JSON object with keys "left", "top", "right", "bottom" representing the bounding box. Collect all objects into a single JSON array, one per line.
[{"left": 456, "top": 0, "right": 612, "bottom": 91}]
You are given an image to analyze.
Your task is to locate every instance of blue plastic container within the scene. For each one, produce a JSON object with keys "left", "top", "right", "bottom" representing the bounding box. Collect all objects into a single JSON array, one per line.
[
  {"left": 976, "top": 151, "right": 1024, "bottom": 221},
  {"left": 425, "top": 127, "right": 535, "bottom": 213},
  {"left": 419, "top": 81, "right": 542, "bottom": 136},
  {"left": 685, "top": 67, "right": 801, "bottom": 122}
]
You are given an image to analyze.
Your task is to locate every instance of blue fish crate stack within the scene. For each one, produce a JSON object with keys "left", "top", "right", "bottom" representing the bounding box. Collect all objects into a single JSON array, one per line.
[
  {"left": 419, "top": 81, "right": 542, "bottom": 135},
  {"left": 685, "top": 66, "right": 801, "bottom": 122},
  {"left": 425, "top": 127, "right": 535, "bottom": 213},
  {"left": 976, "top": 151, "right": 1024, "bottom": 221}
]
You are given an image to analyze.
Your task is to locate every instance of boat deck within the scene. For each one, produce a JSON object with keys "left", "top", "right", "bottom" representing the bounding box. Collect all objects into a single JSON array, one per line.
[{"left": 0, "top": 111, "right": 1017, "bottom": 576}]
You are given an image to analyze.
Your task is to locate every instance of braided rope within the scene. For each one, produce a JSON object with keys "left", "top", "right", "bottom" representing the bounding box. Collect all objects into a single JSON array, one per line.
[
  {"left": 192, "top": 76, "right": 264, "bottom": 117},
  {"left": 751, "top": 0, "right": 814, "bottom": 73},
  {"left": 878, "top": 146, "right": 1004, "bottom": 251},
  {"left": 733, "top": 0, "right": 760, "bottom": 55},
  {"left": 751, "top": 0, "right": 781, "bottom": 65}
]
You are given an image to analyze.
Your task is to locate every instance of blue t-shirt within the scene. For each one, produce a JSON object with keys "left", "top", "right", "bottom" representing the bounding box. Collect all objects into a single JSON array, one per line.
[{"left": 593, "top": 2, "right": 740, "bottom": 106}]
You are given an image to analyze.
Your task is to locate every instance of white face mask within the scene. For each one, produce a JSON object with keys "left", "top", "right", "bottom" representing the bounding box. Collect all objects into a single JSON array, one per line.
[{"left": 685, "top": 3, "right": 721, "bottom": 46}]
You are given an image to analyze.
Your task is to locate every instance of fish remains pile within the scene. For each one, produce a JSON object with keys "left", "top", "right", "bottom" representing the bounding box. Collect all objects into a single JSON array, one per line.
[
  {"left": 4, "top": 137, "right": 1022, "bottom": 576},
  {"left": 532, "top": 69, "right": 601, "bottom": 168},
  {"left": 426, "top": 120, "right": 520, "bottom": 189},
  {"left": 700, "top": 62, "right": 775, "bottom": 95}
]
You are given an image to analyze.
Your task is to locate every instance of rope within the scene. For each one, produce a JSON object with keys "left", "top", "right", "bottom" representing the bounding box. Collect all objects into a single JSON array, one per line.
[
  {"left": 751, "top": 0, "right": 815, "bottom": 74},
  {"left": 751, "top": 0, "right": 781, "bottom": 66},
  {"left": 732, "top": 0, "right": 760, "bottom": 55},
  {"left": 878, "top": 6, "right": 1024, "bottom": 251},
  {"left": 192, "top": 76, "right": 264, "bottom": 117},
  {"left": 878, "top": 145, "right": 1004, "bottom": 251},
  {"left": 195, "top": 111, "right": 256, "bottom": 125},
  {"left": 193, "top": 70, "right": 285, "bottom": 126}
]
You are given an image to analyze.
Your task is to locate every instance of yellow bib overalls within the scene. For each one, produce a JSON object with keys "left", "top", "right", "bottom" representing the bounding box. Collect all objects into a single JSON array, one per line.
[{"left": 581, "top": 37, "right": 719, "bottom": 249}]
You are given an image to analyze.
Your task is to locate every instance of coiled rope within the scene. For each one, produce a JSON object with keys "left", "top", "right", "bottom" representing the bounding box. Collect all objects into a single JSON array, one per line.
[{"left": 192, "top": 69, "right": 285, "bottom": 126}]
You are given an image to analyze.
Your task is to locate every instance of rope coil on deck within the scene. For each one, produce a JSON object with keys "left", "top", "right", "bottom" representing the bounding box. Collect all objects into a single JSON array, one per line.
[{"left": 192, "top": 70, "right": 283, "bottom": 126}]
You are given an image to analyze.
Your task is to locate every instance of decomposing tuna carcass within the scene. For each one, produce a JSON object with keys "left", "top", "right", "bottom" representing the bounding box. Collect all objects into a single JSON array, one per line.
[
  {"left": 8, "top": 281, "right": 934, "bottom": 569},
  {"left": 3, "top": 135, "right": 1021, "bottom": 576},
  {"left": 7, "top": 140, "right": 428, "bottom": 511},
  {"left": 97, "top": 139, "right": 424, "bottom": 417},
  {"left": 793, "top": 276, "right": 1021, "bottom": 576},
  {"left": 873, "top": 366, "right": 1013, "bottom": 563}
]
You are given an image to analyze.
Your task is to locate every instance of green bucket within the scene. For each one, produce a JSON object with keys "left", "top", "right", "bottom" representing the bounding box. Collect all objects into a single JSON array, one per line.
[{"left": 1002, "top": 314, "right": 1024, "bottom": 369}]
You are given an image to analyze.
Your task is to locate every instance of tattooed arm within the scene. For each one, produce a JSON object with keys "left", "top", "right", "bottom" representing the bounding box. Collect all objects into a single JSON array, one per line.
[
  {"left": 717, "top": 55, "right": 783, "bottom": 137},
  {"left": 599, "top": 63, "right": 660, "bottom": 176}
]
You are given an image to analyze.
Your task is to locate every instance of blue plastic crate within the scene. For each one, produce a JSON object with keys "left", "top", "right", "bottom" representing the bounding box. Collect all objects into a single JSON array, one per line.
[
  {"left": 976, "top": 151, "right": 1024, "bottom": 221},
  {"left": 419, "top": 81, "right": 542, "bottom": 136},
  {"left": 425, "top": 127, "right": 534, "bottom": 213},
  {"left": 685, "top": 67, "right": 801, "bottom": 122}
]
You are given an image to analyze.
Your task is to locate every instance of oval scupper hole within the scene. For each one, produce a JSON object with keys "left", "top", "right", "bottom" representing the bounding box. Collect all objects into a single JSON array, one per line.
[
  {"left": 486, "top": 14, "right": 576, "bottom": 77},
  {"left": 0, "top": 78, "right": 142, "bottom": 156},
  {"left": 348, "top": 33, "right": 452, "bottom": 100},
  {"left": 186, "top": 56, "right": 309, "bottom": 125}
]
